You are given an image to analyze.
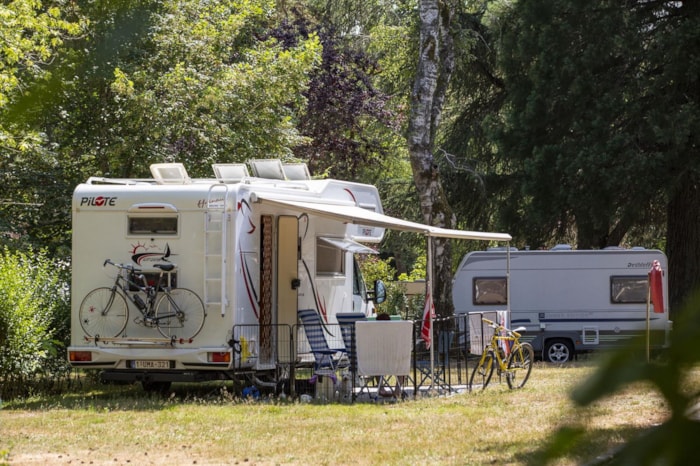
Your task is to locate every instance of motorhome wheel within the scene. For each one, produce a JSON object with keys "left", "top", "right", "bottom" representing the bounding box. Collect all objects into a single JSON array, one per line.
[{"left": 141, "top": 380, "right": 172, "bottom": 394}]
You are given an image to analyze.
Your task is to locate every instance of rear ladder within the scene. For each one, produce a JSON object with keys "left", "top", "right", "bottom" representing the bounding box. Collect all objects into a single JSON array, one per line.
[{"left": 205, "top": 185, "right": 230, "bottom": 316}]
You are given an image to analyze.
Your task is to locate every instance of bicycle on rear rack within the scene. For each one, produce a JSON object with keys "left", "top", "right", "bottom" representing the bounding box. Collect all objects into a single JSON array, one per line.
[{"left": 79, "top": 259, "right": 206, "bottom": 342}]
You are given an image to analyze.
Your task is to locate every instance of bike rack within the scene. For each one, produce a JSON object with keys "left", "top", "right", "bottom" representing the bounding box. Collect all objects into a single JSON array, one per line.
[{"left": 84, "top": 336, "right": 176, "bottom": 346}]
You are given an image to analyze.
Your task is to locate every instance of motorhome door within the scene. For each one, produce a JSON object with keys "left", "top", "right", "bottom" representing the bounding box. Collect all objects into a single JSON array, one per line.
[{"left": 276, "top": 215, "right": 299, "bottom": 363}]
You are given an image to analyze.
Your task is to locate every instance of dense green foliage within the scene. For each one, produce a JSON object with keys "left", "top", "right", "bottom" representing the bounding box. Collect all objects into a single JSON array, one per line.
[
  {"left": 437, "top": 0, "right": 699, "bottom": 311},
  {"left": 0, "top": 248, "right": 70, "bottom": 399},
  {"left": 492, "top": 0, "right": 696, "bottom": 251},
  {"left": 269, "top": 10, "right": 399, "bottom": 180},
  {"left": 106, "top": 0, "right": 322, "bottom": 174},
  {"left": 0, "top": 0, "right": 86, "bottom": 148},
  {"left": 0, "top": 1, "right": 87, "bottom": 253},
  {"left": 3, "top": 0, "right": 698, "bottom": 287}
]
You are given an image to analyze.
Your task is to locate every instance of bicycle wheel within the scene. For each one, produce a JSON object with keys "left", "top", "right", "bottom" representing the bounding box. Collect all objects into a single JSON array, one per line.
[
  {"left": 469, "top": 350, "right": 495, "bottom": 391},
  {"left": 506, "top": 342, "right": 534, "bottom": 389},
  {"left": 154, "top": 288, "right": 206, "bottom": 341},
  {"left": 79, "top": 287, "right": 128, "bottom": 338}
]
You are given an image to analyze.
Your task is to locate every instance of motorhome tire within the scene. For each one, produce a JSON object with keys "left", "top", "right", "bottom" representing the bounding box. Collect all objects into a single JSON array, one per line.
[
  {"left": 544, "top": 339, "right": 573, "bottom": 364},
  {"left": 141, "top": 380, "right": 172, "bottom": 395},
  {"left": 469, "top": 351, "right": 495, "bottom": 391}
]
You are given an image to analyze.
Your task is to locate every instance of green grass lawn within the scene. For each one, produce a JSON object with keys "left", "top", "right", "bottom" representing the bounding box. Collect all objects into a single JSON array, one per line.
[{"left": 0, "top": 361, "right": 679, "bottom": 465}]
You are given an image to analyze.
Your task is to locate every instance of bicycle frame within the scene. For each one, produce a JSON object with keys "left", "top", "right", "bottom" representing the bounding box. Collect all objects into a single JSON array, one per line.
[
  {"left": 489, "top": 323, "right": 520, "bottom": 372},
  {"left": 104, "top": 259, "right": 180, "bottom": 325},
  {"left": 469, "top": 317, "right": 534, "bottom": 391}
]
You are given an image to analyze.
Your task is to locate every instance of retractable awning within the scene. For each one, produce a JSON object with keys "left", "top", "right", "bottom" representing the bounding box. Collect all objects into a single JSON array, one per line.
[{"left": 252, "top": 195, "right": 512, "bottom": 242}]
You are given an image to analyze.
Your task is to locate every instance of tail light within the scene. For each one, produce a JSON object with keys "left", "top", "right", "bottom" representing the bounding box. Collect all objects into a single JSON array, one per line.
[
  {"left": 69, "top": 351, "right": 93, "bottom": 362},
  {"left": 207, "top": 351, "right": 231, "bottom": 363}
]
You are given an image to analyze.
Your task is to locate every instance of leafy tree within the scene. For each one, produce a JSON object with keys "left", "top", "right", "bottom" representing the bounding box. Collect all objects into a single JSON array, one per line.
[
  {"left": 0, "top": 0, "right": 85, "bottom": 150},
  {"left": 273, "top": 2, "right": 428, "bottom": 277},
  {"left": 481, "top": 0, "right": 699, "bottom": 311},
  {"left": 406, "top": 0, "right": 458, "bottom": 318},
  {"left": 493, "top": 0, "right": 658, "bottom": 249},
  {"left": 3, "top": 0, "right": 324, "bottom": 254},
  {"left": 0, "top": 1, "right": 86, "bottom": 251},
  {"left": 649, "top": 1, "right": 700, "bottom": 312},
  {"left": 270, "top": 10, "right": 399, "bottom": 180},
  {"left": 439, "top": 2, "right": 508, "bottom": 238},
  {"left": 105, "top": 0, "right": 321, "bottom": 176}
]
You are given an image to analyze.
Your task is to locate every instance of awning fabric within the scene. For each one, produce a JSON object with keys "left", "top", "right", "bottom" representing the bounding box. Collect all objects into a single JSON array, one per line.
[
  {"left": 253, "top": 196, "right": 512, "bottom": 242},
  {"left": 319, "top": 237, "right": 379, "bottom": 254}
]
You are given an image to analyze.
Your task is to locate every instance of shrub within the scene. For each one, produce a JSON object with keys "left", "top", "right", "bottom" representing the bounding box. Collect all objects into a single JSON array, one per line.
[{"left": 0, "top": 248, "right": 70, "bottom": 398}]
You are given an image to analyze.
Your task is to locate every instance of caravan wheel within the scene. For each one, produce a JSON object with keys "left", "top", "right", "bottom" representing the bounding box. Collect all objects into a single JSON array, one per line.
[{"left": 544, "top": 339, "right": 573, "bottom": 364}]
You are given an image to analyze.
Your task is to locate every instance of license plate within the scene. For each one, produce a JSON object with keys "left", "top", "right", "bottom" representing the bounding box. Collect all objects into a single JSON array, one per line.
[{"left": 133, "top": 360, "right": 170, "bottom": 369}]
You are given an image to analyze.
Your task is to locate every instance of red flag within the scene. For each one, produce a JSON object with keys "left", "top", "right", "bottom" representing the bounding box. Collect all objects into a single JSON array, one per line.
[
  {"left": 649, "top": 260, "right": 664, "bottom": 314},
  {"left": 421, "top": 291, "right": 436, "bottom": 349}
]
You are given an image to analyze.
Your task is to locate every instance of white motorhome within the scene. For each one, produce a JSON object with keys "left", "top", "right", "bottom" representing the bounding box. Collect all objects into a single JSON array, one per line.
[
  {"left": 68, "top": 160, "right": 510, "bottom": 392},
  {"left": 453, "top": 247, "right": 672, "bottom": 363}
]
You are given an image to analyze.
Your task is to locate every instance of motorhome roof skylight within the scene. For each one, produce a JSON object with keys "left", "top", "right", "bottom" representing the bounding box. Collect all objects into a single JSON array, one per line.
[
  {"left": 282, "top": 163, "right": 311, "bottom": 180},
  {"left": 249, "top": 159, "right": 286, "bottom": 179},
  {"left": 213, "top": 163, "right": 249, "bottom": 182},
  {"left": 150, "top": 163, "right": 191, "bottom": 184}
]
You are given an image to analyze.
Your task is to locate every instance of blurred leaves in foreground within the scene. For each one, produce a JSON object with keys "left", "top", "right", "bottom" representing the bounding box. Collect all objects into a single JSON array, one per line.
[{"left": 542, "top": 291, "right": 700, "bottom": 465}]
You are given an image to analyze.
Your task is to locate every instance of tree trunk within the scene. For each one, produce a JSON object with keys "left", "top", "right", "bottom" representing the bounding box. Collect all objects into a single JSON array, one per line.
[
  {"left": 666, "top": 170, "right": 700, "bottom": 318},
  {"left": 407, "top": 0, "right": 456, "bottom": 318}
]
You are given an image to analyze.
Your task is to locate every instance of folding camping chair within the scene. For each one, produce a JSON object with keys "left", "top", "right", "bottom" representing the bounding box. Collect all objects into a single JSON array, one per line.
[
  {"left": 415, "top": 330, "right": 454, "bottom": 391},
  {"left": 336, "top": 312, "right": 368, "bottom": 400},
  {"left": 336, "top": 312, "right": 367, "bottom": 371},
  {"left": 298, "top": 309, "right": 346, "bottom": 384}
]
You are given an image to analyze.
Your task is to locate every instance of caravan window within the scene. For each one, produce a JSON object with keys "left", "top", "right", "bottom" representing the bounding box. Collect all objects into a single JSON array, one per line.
[
  {"left": 610, "top": 276, "right": 648, "bottom": 303},
  {"left": 128, "top": 216, "right": 178, "bottom": 236},
  {"left": 473, "top": 277, "right": 507, "bottom": 305}
]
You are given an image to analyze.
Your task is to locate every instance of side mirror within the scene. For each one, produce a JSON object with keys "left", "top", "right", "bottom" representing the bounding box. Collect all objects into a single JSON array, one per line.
[{"left": 372, "top": 280, "right": 386, "bottom": 304}]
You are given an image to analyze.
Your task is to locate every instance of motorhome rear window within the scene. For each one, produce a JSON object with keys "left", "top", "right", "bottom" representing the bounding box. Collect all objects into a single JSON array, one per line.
[
  {"left": 128, "top": 216, "right": 178, "bottom": 235},
  {"left": 317, "top": 242, "right": 344, "bottom": 275},
  {"left": 473, "top": 277, "right": 507, "bottom": 305},
  {"left": 610, "top": 276, "right": 648, "bottom": 303}
]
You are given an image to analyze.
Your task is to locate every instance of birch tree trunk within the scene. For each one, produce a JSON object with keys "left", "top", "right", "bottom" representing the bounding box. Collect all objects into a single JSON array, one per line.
[{"left": 407, "top": 0, "right": 456, "bottom": 318}]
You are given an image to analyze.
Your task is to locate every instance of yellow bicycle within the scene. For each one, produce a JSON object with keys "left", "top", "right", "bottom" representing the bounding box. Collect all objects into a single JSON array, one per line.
[{"left": 469, "top": 318, "right": 534, "bottom": 391}]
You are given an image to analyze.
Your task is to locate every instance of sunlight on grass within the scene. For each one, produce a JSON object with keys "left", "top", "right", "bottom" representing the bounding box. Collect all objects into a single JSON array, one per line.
[{"left": 1, "top": 361, "right": 690, "bottom": 465}]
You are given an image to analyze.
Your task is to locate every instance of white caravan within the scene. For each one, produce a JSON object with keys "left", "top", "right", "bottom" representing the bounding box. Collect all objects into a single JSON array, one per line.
[
  {"left": 68, "top": 160, "right": 510, "bottom": 391},
  {"left": 453, "top": 247, "right": 672, "bottom": 363}
]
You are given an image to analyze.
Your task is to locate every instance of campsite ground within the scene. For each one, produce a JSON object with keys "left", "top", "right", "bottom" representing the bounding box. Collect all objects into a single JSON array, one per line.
[{"left": 1, "top": 360, "right": 689, "bottom": 465}]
